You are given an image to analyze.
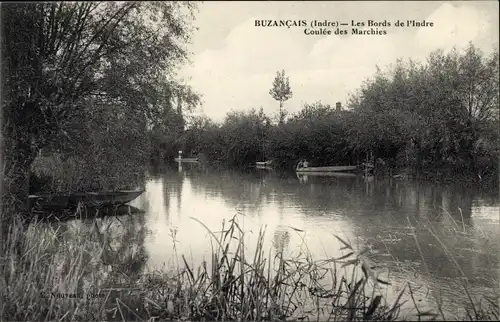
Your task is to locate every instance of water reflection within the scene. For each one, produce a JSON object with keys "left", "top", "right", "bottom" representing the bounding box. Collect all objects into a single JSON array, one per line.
[
  {"left": 273, "top": 226, "right": 291, "bottom": 253},
  {"left": 137, "top": 164, "right": 499, "bottom": 317},
  {"left": 36, "top": 205, "right": 150, "bottom": 318}
]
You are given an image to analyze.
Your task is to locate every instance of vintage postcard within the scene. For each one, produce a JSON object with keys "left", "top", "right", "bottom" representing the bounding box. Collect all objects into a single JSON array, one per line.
[{"left": 1, "top": 1, "right": 498, "bottom": 321}]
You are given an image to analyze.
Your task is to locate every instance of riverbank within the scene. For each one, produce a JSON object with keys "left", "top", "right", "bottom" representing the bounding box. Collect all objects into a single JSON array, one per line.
[{"left": 1, "top": 211, "right": 497, "bottom": 321}]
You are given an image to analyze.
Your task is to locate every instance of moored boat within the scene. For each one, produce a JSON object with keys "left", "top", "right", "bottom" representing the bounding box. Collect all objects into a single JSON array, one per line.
[
  {"left": 256, "top": 160, "right": 273, "bottom": 166},
  {"left": 29, "top": 190, "right": 145, "bottom": 210},
  {"left": 296, "top": 163, "right": 374, "bottom": 173},
  {"left": 296, "top": 165, "right": 359, "bottom": 173},
  {"left": 296, "top": 171, "right": 357, "bottom": 178}
]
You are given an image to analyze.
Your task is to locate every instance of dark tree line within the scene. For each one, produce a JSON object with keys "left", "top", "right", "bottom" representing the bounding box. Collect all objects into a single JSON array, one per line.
[
  {"left": 169, "top": 43, "right": 498, "bottom": 183},
  {"left": 347, "top": 44, "right": 498, "bottom": 179}
]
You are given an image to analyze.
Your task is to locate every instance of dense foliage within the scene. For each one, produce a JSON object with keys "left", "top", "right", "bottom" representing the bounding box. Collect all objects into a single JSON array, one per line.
[
  {"left": 347, "top": 45, "right": 499, "bottom": 179},
  {"left": 1, "top": 2, "right": 200, "bottom": 225},
  {"left": 171, "top": 44, "right": 498, "bottom": 182}
]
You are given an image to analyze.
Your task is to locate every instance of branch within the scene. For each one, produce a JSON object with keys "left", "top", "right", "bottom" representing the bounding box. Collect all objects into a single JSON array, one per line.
[
  {"left": 68, "top": 3, "right": 138, "bottom": 95},
  {"left": 71, "top": 2, "right": 137, "bottom": 68}
]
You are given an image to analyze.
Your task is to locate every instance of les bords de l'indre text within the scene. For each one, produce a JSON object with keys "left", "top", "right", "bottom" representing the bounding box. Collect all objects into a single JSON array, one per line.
[{"left": 254, "top": 19, "right": 434, "bottom": 35}]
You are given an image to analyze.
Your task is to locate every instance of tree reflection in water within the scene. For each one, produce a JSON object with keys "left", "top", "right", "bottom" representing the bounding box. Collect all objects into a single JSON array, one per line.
[{"left": 46, "top": 207, "right": 149, "bottom": 311}]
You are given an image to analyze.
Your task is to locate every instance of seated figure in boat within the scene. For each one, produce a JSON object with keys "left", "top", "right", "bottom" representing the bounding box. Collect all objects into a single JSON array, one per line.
[{"left": 303, "top": 160, "right": 309, "bottom": 168}]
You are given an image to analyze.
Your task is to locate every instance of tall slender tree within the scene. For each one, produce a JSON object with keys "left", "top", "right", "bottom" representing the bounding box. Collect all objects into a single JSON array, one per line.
[{"left": 269, "top": 69, "right": 293, "bottom": 124}]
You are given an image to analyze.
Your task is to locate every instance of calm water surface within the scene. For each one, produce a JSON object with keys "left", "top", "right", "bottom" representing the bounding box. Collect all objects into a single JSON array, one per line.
[{"left": 60, "top": 163, "right": 500, "bottom": 319}]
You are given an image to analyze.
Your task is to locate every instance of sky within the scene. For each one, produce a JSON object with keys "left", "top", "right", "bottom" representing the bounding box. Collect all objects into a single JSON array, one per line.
[{"left": 180, "top": 1, "right": 499, "bottom": 122}]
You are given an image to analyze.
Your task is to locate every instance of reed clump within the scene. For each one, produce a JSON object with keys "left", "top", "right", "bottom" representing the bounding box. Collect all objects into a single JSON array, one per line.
[{"left": 1, "top": 211, "right": 498, "bottom": 321}]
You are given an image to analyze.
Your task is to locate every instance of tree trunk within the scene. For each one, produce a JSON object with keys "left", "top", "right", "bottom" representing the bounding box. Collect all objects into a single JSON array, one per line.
[
  {"left": 279, "top": 101, "right": 284, "bottom": 124},
  {"left": 412, "top": 139, "right": 423, "bottom": 179},
  {"left": 1, "top": 137, "right": 37, "bottom": 239}
]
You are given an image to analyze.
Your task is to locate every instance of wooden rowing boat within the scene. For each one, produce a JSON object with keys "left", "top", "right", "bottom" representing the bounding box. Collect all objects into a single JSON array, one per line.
[
  {"left": 29, "top": 190, "right": 145, "bottom": 210},
  {"left": 296, "top": 171, "right": 357, "bottom": 178},
  {"left": 296, "top": 163, "right": 374, "bottom": 174},
  {"left": 256, "top": 160, "right": 273, "bottom": 166},
  {"left": 296, "top": 165, "right": 359, "bottom": 173}
]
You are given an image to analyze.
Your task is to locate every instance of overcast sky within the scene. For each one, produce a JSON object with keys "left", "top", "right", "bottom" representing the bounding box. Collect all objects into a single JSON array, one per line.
[{"left": 180, "top": 1, "right": 499, "bottom": 122}]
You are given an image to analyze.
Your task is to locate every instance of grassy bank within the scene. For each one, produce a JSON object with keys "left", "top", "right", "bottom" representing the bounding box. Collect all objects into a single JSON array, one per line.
[
  {"left": 30, "top": 154, "right": 146, "bottom": 194},
  {"left": 1, "top": 211, "right": 498, "bottom": 321}
]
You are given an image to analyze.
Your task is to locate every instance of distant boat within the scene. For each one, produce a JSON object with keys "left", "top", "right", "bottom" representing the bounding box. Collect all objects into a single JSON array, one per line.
[
  {"left": 29, "top": 190, "right": 145, "bottom": 211},
  {"left": 296, "top": 171, "right": 357, "bottom": 178},
  {"left": 296, "top": 164, "right": 374, "bottom": 173},
  {"left": 296, "top": 165, "right": 358, "bottom": 173},
  {"left": 392, "top": 173, "right": 409, "bottom": 180},
  {"left": 256, "top": 160, "right": 273, "bottom": 166},
  {"left": 174, "top": 157, "right": 199, "bottom": 162}
]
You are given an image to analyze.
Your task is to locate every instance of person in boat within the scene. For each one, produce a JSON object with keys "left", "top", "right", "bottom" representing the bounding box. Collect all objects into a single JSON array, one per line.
[
  {"left": 296, "top": 160, "right": 304, "bottom": 170},
  {"left": 303, "top": 160, "right": 309, "bottom": 168}
]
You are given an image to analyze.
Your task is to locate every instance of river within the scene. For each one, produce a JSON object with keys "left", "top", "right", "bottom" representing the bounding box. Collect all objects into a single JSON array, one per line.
[{"left": 56, "top": 163, "right": 499, "bottom": 319}]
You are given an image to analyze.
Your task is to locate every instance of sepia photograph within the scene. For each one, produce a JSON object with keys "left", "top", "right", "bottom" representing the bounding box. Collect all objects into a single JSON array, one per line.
[{"left": 0, "top": 1, "right": 499, "bottom": 321}]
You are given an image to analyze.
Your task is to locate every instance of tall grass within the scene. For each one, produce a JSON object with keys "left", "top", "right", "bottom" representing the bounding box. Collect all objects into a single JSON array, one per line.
[
  {"left": 30, "top": 154, "right": 145, "bottom": 194},
  {"left": 1, "top": 210, "right": 498, "bottom": 321}
]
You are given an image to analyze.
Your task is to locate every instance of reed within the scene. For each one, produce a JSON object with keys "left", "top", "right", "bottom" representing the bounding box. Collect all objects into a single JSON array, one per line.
[
  {"left": 1, "top": 210, "right": 498, "bottom": 321},
  {"left": 406, "top": 214, "right": 499, "bottom": 321}
]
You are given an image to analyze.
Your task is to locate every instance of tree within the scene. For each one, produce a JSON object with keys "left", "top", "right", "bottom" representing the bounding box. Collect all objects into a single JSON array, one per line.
[
  {"left": 269, "top": 69, "right": 293, "bottom": 124},
  {"left": 1, "top": 2, "right": 199, "bottom": 227},
  {"left": 346, "top": 43, "right": 499, "bottom": 178}
]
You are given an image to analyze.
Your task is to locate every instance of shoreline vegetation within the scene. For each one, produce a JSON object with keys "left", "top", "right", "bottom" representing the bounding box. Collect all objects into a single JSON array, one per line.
[
  {"left": 1, "top": 213, "right": 498, "bottom": 321},
  {"left": 1, "top": 3, "right": 498, "bottom": 321},
  {"left": 152, "top": 44, "right": 498, "bottom": 189}
]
